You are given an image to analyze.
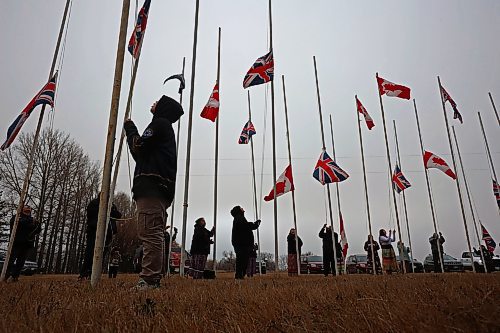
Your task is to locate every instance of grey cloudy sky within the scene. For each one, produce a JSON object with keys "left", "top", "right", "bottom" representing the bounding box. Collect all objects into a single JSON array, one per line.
[{"left": 1, "top": 0, "right": 499, "bottom": 262}]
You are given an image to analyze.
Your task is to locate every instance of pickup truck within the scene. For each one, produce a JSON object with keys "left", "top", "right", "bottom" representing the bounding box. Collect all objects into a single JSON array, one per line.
[{"left": 461, "top": 251, "right": 500, "bottom": 272}]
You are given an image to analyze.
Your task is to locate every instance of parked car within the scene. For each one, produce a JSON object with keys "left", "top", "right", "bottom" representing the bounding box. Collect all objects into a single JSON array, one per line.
[
  {"left": 254, "top": 259, "right": 267, "bottom": 274},
  {"left": 300, "top": 255, "right": 324, "bottom": 274},
  {"left": 423, "top": 254, "right": 464, "bottom": 273},
  {"left": 346, "top": 254, "right": 368, "bottom": 274},
  {"left": 0, "top": 252, "right": 39, "bottom": 276},
  {"left": 395, "top": 255, "right": 424, "bottom": 273},
  {"left": 169, "top": 243, "right": 191, "bottom": 274}
]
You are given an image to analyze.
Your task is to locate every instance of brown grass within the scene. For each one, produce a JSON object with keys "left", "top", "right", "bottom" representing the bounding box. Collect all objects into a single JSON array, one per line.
[{"left": 0, "top": 273, "right": 499, "bottom": 332}]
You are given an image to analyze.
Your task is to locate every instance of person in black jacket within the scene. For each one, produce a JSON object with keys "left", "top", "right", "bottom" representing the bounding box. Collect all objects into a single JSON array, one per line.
[
  {"left": 124, "top": 95, "right": 183, "bottom": 290},
  {"left": 319, "top": 224, "right": 342, "bottom": 276},
  {"left": 287, "top": 228, "right": 303, "bottom": 276},
  {"left": 5, "top": 205, "right": 41, "bottom": 282},
  {"left": 231, "top": 206, "right": 261, "bottom": 279},
  {"left": 429, "top": 232, "right": 445, "bottom": 273},
  {"left": 189, "top": 217, "right": 215, "bottom": 279},
  {"left": 364, "top": 235, "right": 382, "bottom": 274},
  {"left": 79, "top": 194, "right": 121, "bottom": 280}
]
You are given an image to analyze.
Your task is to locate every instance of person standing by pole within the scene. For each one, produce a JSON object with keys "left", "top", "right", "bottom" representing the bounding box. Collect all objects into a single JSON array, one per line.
[{"left": 231, "top": 206, "right": 261, "bottom": 280}]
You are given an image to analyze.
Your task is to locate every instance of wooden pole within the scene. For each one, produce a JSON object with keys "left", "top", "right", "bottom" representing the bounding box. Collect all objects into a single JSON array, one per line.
[
  {"left": 478, "top": 111, "right": 500, "bottom": 215},
  {"left": 413, "top": 99, "right": 444, "bottom": 273},
  {"left": 355, "top": 96, "right": 376, "bottom": 275},
  {"left": 488, "top": 92, "right": 500, "bottom": 127},
  {"left": 90, "top": 0, "right": 130, "bottom": 288},
  {"left": 281, "top": 75, "right": 300, "bottom": 275},
  {"left": 180, "top": 0, "right": 200, "bottom": 276},
  {"left": 313, "top": 56, "right": 338, "bottom": 275},
  {"left": 212, "top": 27, "right": 221, "bottom": 269},
  {"left": 437, "top": 76, "right": 475, "bottom": 273},
  {"left": 452, "top": 126, "right": 488, "bottom": 273},
  {"left": 1, "top": 0, "right": 72, "bottom": 281},
  {"left": 375, "top": 73, "right": 406, "bottom": 273},
  {"left": 393, "top": 120, "right": 415, "bottom": 273}
]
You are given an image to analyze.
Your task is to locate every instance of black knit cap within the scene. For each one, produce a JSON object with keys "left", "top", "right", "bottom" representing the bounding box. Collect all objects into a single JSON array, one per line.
[
  {"left": 230, "top": 206, "right": 243, "bottom": 217},
  {"left": 154, "top": 95, "right": 184, "bottom": 123}
]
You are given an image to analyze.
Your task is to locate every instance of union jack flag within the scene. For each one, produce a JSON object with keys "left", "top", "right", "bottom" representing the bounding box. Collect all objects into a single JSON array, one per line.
[
  {"left": 481, "top": 224, "right": 496, "bottom": 254},
  {"left": 494, "top": 179, "right": 500, "bottom": 209},
  {"left": 243, "top": 51, "right": 274, "bottom": 88},
  {"left": 312, "top": 150, "right": 349, "bottom": 185},
  {"left": 238, "top": 120, "right": 256, "bottom": 144},
  {"left": 128, "top": 0, "right": 151, "bottom": 59},
  {"left": 1, "top": 73, "right": 58, "bottom": 151},
  {"left": 392, "top": 165, "right": 411, "bottom": 193},
  {"left": 440, "top": 85, "right": 463, "bottom": 123}
]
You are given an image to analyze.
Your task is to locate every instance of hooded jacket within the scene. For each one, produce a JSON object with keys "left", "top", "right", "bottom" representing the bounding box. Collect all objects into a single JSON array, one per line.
[
  {"left": 124, "top": 95, "right": 184, "bottom": 201},
  {"left": 231, "top": 207, "right": 260, "bottom": 249},
  {"left": 190, "top": 224, "right": 214, "bottom": 255}
]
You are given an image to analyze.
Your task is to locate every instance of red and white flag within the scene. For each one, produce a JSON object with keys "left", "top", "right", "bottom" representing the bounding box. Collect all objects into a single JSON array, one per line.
[
  {"left": 200, "top": 83, "right": 219, "bottom": 122},
  {"left": 423, "top": 150, "right": 456, "bottom": 180},
  {"left": 440, "top": 85, "right": 463, "bottom": 124},
  {"left": 264, "top": 164, "right": 295, "bottom": 201},
  {"left": 356, "top": 96, "right": 375, "bottom": 130},
  {"left": 377, "top": 75, "right": 411, "bottom": 100},
  {"left": 339, "top": 213, "right": 348, "bottom": 258}
]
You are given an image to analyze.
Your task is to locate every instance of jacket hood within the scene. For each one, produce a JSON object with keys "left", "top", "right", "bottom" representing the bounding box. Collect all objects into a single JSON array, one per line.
[{"left": 154, "top": 95, "right": 184, "bottom": 123}]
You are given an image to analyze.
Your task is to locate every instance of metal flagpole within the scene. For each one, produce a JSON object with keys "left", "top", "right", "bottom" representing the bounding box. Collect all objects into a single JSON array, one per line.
[
  {"left": 376, "top": 73, "right": 406, "bottom": 273},
  {"left": 413, "top": 99, "right": 444, "bottom": 273},
  {"left": 437, "top": 76, "right": 475, "bottom": 273},
  {"left": 478, "top": 111, "right": 500, "bottom": 215},
  {"left": 281, "top": 75, "right": 301, "bottom": 276},
  {"left": 211, "top": 27, "right": 221, "bottom": 271},
  {"left": 488, "top": 92, "right": 500, "bottom": 127},
  {"left": 166, "top": 57, "right": 186, "bottom": 276},
  {"left": 90, "top": 0, "right": 131, "bottom": 288},
  {"left": 393, "top": 120, "right": 415, "bottom": 273},
  {"left": 180, "top": 0, "right": 200, "bottom": 276},
  {"left": 355, "top": 96, "right": 376, "bottom": 275},
  {"left": 452, "top": 126, "right": 488, "bottom": 273},
  {"left": 313, "top": 56, "right": 338, "bottom": 275},
  {"left": 1, "top": 0, "right": 73, "bottom": 282}
]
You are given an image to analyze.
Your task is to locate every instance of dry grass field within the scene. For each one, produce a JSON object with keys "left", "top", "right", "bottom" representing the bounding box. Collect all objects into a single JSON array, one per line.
[{"left": 0, "top": 273, "right": 499, "bottom": 332}]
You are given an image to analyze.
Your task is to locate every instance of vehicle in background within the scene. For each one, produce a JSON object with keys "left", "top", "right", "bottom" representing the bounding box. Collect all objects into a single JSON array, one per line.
[
  {"left": 254, "top": 258, "right": 267, "bottom": 274},
  {"left": 300, "top": 255, "right": 324, "bottom": 274},
  {"left": 0, "top": 252, "right": 39, "bottom": 276},
  {"left": 461, "top": 251, "right": 485, "bottom": 272},
  {"left": 168, "top": 242, "right": 191, "bottom": 274},
  {"left": 423, "top": 254, "right": 464, "bottom": 273},
  {"left": 396, "top": 255, "right": 424, "bottom": 273},
  {"left": 346, "top": 254, "right": 368, "bottom": 274}
]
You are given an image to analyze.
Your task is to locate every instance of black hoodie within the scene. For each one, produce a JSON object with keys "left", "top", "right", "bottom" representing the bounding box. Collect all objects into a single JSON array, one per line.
[{"left": 124, "top": 95, "right": 184, "bottom": 201}]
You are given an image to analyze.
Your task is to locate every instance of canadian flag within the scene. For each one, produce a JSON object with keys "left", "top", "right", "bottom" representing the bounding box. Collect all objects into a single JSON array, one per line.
[
  {"left": 264, "top": 164, "right": 295, "bottom": 201},
  {"left": 200, "top": 83, "right": 219, "bottom": 122},
  {"left": 423, "top": 150, "right": 456, "bottom": 180},
  {"left": 356, "top": 96, "right": 375, "bottom": 130},
  {"left": 339, "top": 213, "right": 348, "bottom": 258},
  {"left": 377, "top": 75, "right": 411, "bottom": 100}
]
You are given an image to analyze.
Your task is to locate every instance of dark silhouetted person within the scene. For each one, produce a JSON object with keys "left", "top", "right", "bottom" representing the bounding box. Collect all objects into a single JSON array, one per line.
[
  {"left": 364, "top": 235, "right": 382, "bottom": 274},
  {"left": 108, "top": 248, "right": 121, "bottom": 278},
  {"left": 231, "top": 206, "right": 260, "bottom": 279},
  {"left": 246, "top": 243, "right": 258, "bottom": 277},
  {"left": 319, "top": 224, "right": 342, "bottom": 276},
  {"left": 189, "top": 217, "right": 215, "bottom": 279},
  {"left": 429, "top": 232, "right": 445, "bottom": 273},
  {"left": 287, "top": 228, "right": 303, "bottom": 276}
]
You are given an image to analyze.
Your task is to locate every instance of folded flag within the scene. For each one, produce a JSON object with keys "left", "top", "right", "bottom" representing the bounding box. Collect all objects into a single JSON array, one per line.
[
  {"left": 243, "top": 51, "right": 274, "bottom": 88},
  {"left": 200, "top": 83, "right": 219, "bottom": 122},
  {"left": 356, "top": 96, "right": 375, "bottom": 130},
  {"left": 493, "top": 179, "right": 500, "bottom": 209},
  {"left": 440, "top": 85, "right": 463, "bottom": 124},
  {"left": 1, "top": 73, "right": 58, "bottom": 151},
  {"left": 128, "top": 0, "right": 151, "bottom": 58},
  {"left": 392, "top": 165, "right": 411, "bottom": 193},
  {"left": 313, "top": 150, "right": 349, "bottom": 185},
  {"left": 481, "top": 224, "right": 496, "bottom": 254},
  {"left": 238, "top": 120, "right": 256, "bottom": 144},
  {"left": 377, "top": 74, "right": 411, "bottom": 100},
  {"left": 423, "top": 150, "right": 456, "bottom": 180},
  {"left": 264, "top": 164, "right": 294, "bottom": 201}
]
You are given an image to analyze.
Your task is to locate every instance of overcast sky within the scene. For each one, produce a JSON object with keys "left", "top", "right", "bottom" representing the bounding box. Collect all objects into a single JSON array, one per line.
[{"left": 1, "top": 0, "right": 499, "bottom": 262}]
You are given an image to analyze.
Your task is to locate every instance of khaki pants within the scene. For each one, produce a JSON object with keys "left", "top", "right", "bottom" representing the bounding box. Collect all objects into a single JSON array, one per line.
[{"left": 136, "top": 197, "right": 170, "bottom": 284}]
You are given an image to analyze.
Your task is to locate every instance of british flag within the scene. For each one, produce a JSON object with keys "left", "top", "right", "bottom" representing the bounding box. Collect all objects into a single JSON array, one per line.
[
  {"left": 238, "top": 120, "right": 256, "bottom": 144},
  {"left": 493, "top": 179, "right": 500, "bottom": 209},
  {"left": 128, "top": 0, "right": 151, "bottom": 59},
  {"left": 1, "top": 73, "right": 58, "bottom": 150},
  {"left": 392, "top": 165, "right": 411, "bottom": 193},
  {"left": 481, "top": 224, "right": 496, "bottom": 254},
  {"left": 440, "top": 85, "right": 463, "bottom": 124},
  {"left": 312, "top": 150, "right": 349, "bottom": 185},
  {"left": 243, "top": 51, "right": 274, "bottom": 88}
]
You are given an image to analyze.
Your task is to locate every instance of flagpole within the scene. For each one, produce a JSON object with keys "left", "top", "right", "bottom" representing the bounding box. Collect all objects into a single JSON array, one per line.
[
  {"left": 488, "top": 92, "right": 500, "bottom": 127},
  {"left": 355, "top": 96, "right": 376, "bottom": 275},
  {"left": 166, "top": 56, "right": 186, "bottom": 276},
  {"left": 282, "top": 75, "right": 300, "bottom": 276},
  {"left": 268, "top": 0, "right": 279, "bottom": 269},
  {"left": 248, "top": 91, "right": 262, "bottom": 275},
  {"left": 393, "top": 120, "right": 415, "bottom": 273},
  {"left": 452, "top": 126, "right": 488, "bottom": 273},
  {"left": 313, "top": 56, "right": 338, "bottom": 275},
  {"left": 211, "top": 27, "right": 221, "bottom": 270},
  {"left": 437, "top": 76, "right": 475, "bottom": 273},
  {"left": 90, "top": 0, "right": 130, "bottom": 288},
  {"left": 376, "top": 73, "right": 406, "bottom": 273},
  {"left": 1, "top": 0, "right": 72, "bottom": 282},
  {"left": 413, "top": 99, "right": 444, "bottom": 273},
  {"left": 180, "top": 0, "right": 200, "bottom": 277}
]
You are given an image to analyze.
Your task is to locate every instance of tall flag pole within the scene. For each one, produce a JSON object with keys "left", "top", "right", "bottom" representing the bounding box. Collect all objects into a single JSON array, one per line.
[
  {"left": 376, "top": 73, "right": 407, "bottom": 273},
  {"left": 413, "top": 99, "right": 444, "bottom": 273},
  {"left": 478, "top": 112, "right": 500, "bottom": 214},
  {"left": 90, "top": 0, "right": 131, "bottom": 287},
  {"left": 180, "top": 0, "right": 200, "bottom": 277},
  {"left": 313, "top": 56, "right": 338, "bottom": 275},
  {"left": 488, "top": 92, "right": 500, "bottom": 127},
  {"left": 0, "top": 0, "right": 72, "bottom": 282},
  {"left": 452, "top": 126, "right": 488, "bottom": 272},
  {"left": 355, "top": 95, "right": 376, "bottom": 275},
  {"left": 437, "top": 76, "right": 475, "bottom": 273},
  {"left": 281, "top": 75, "right": 301, "bottom": 275},
  {"left": 393, "top": 120, "right": 415, "bottom": 273}
]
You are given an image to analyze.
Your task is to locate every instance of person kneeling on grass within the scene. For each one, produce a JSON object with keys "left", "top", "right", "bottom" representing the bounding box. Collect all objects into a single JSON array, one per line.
[
  {"left": 231, "top": 206, "right": 261, "bottom": 280},
  {"left": 189, "top": 217, "right": 215, "bottom": 279}
]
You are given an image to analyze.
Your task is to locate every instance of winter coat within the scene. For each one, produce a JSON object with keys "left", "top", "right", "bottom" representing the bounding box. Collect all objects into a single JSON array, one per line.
[
  {"left": 319, "top": 227, "right": 342, "bottom": 258},
  {"left": 124, "top": 95, "right": 184, "bottom": 202},
  {"left": 190, "top": 224, "right": 214, "bottom": 255},
  {"left": 287, "top": 234, "right": 303, "bottom": 256},
  {"left": 86, "top": 197, "right": 121, "bottom": 244},
  {"left": 231, "top": 214, "right": 260, "bottom": 249},
  {"left": 9, "top": 213, "right": 41, "bottom": 248},
  {"left": 364, "top": 240, "right": 380, "bottom": 258},
  {"left": 430, "top": 235, "right": 445, "bottom": 255}
]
